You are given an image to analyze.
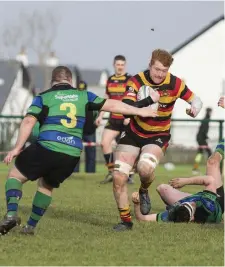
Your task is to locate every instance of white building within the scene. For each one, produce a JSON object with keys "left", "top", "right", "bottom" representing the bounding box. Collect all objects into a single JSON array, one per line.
[{"left": 169, "top": 15, "right": 224, "bottom": 148}]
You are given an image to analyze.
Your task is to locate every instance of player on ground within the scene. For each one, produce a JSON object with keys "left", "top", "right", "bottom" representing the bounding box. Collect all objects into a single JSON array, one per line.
[
  {"left": 113, "top": 49, "right": 203, "bottom": 231},
  {"left": 132, "top": 96, "right": 224, "bottom": 224},
  {"left": 96, "top": 55, "right": 133, "bottom": 184},
  {"left": 0, "top": 66, "right": 157, "bottom": 236}
]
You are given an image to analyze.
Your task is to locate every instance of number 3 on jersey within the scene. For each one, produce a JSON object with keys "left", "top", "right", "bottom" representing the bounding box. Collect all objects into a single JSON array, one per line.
[{"left": 60, "top": 103, "right": 77, "bottom": 128}]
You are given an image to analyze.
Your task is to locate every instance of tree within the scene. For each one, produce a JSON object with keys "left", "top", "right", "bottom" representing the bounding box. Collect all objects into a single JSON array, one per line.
[{"left": 0, "top": 9, "right": 60, "bottom": 64}]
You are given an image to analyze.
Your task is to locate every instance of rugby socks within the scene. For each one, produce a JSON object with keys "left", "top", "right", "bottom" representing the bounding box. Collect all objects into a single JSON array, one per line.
[
  {"left": 193, "top": 153, "right": 203, "bottom": 170},
  {"left": 118, "top": 206, "right": 132, "bottom": 223},
  {"left": 104, "top": 152, "right": 114, "bottom": 172},
  {"left": 139, "top": 182, "right": 151, "bottom": 193},
  {"left": 5, "top": 178, "right": 23, "bottom": 216},
  {"left": 27, "top": 191, "right": 52, "bottom": 228}
]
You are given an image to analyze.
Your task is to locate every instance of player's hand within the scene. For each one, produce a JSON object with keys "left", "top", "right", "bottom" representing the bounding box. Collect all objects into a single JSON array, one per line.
[
  {"left": 218, "top": 96, "right": 225, "bottom": 109},
  {"left": 149, "top": 88, "right": 160, "bottom": 103},
  {"left": 123, "top": 118, "right": 130, "bottom": 125},
  {"left": 95, "top": 117, "right": 102, "bottom": 127},
  {"left": 3, "top": 147, "right": 22, "bottom": 165},
  {"left": 138, "top": 106, "right": 158, "bottom": 118},
  {"left": 186, "top": 106, "right": 197, "bottom": 118},
  {"left": 132, "top": 192, "right": 140, "bottom": 204},
  {"left": 169, "top": 178, "right": 187, "bottom": 189}
]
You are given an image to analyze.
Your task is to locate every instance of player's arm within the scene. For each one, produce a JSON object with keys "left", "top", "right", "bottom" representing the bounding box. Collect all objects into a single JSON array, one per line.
[
  {"left": 218, "top": 96, "right": 225, "bottom": 109},
  {"left": 132, "top": 192, "right": 157, "bottom": 221},
  {"left": 87, "top": 92, "right": 158, "bottom": 118},
  {"left": 177, "top": 78, "right": 202, "bottom": 117},
  {"left": 169, "top": 176, "right": 217, "bottom": 193},
  {"left": 15, "top": 95, "right": 43, "bottom": 150},
  {"left": 3, "top": 96, "right": 42, "bottom": 164}
]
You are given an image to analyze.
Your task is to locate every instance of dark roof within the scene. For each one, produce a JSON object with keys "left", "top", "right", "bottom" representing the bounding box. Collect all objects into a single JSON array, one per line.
[
  {"left": 80, "top": 69, "right": 110, "bottom": 86},
  {"left": 0, "top": 60, "right": 23, "bottom": 112},
  {"left": 171, "top": 15, "right": 224, "bottom": 55}
]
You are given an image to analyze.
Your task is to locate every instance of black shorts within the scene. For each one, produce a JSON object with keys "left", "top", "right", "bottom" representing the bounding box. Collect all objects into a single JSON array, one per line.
[
  {"left": 15, "top": 143, "right": 79, "bottom": 188},
  {"left": 105, "top": 118, "right": 125, "bottom": 132},
  {"left": 119, "top": 128, "right": 171, "bottom": 152}
]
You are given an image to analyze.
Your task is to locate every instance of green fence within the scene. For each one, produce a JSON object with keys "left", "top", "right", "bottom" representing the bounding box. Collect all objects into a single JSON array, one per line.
[{"left": 0, "top": 115, "right": 224, "bottom": 164}]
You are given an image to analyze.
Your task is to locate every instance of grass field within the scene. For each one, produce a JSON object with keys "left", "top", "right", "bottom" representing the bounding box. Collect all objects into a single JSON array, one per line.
[{"left": 0, "top": 162, "right": 224, "bottom": 266}]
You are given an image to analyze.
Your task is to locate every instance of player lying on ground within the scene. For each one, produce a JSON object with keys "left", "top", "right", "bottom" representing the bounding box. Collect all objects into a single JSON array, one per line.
[
  {"left": 112, "top": 49, "right": 203, "bottom": 231},
  {"left": 132, "top": 141, "right": 224, "bottom": 223},
  {"left": 0, "top": 66, "right": 158, "bottom": 236}
]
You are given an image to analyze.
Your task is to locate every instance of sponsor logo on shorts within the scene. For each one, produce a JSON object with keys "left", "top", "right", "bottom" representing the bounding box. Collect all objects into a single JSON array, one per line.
[
  {"left": 155, "top": 138, "right": 163, "bottom": 144},
  {"left": 55, "top": 92, "right": 78, "bottom": 101},
  {"left": 57, "top": 136, "right": 76, "bottom": 145}
]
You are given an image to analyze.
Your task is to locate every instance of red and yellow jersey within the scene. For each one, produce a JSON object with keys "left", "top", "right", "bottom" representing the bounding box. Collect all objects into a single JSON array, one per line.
[
  {"left": 106, "top": 73, "right": 131, "bottom": 119},
  {"left": 123, "top": 70, "right": 194, "bottom": 138}
]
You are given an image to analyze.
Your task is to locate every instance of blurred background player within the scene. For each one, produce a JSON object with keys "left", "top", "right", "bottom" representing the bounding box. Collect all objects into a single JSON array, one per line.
[
  {"left": 96, "top": 55, "right": 133, "bottom": 184},
  {"left": 74, "top": 80, "right": 99, "bottom": 173},
  {"left": 112, "top": 49, "right": 203, "bottom": 231},
  {"left": 192, "top": 107, "right": 213, "bottom": 174}
]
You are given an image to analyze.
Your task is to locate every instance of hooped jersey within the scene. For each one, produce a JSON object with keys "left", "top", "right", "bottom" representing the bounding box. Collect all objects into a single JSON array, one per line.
[
  {"left": 157, "top": 190, "right": 223, "bottom": 224},
  {"left": 123, "top": 70, "right": 194, "bottom": 138},
  {"left": 26, "top": 83, "right": 105, "bottom": 157},
  {"left": 106, "top": 73, "right": 131, "bottom": 120}
]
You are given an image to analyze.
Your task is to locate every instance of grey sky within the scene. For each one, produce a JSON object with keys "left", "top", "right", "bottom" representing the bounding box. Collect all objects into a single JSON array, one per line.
[{"left": 0, "top": 1, "right": 223, "bottom": 74}]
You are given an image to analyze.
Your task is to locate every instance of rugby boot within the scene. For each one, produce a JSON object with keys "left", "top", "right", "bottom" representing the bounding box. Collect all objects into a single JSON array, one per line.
[
  {"left": 139, "top": 189, "right": 151, "bottom": 215},
  {"left": 113, "top": 221, "right": 133, "bottom": 232},
  {"left": 100, "top": 172, "right": 113, "bottom": 184},
  {"left": 20, "top": 225, "right": 35, "bottom": 235},
  {"left": 0, "top": 214, "right": 21, "bottom": 235}
]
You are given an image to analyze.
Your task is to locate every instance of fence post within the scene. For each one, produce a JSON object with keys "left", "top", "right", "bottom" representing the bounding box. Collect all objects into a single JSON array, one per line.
[{"left": 219, "top": 120, "right": 223, "bottom": 142}]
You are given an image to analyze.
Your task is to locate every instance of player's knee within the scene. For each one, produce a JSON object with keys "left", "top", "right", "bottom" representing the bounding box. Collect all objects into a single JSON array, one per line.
[
  {"left": 207, "top": 153, "right": 220, "bottom": 168},
  {"left": 137, "top": 153, "right": 158, "bottom": 178},
  {"left": 156, "top": 184, "right": 170, "bottom": 195},
  {"left": 8, "top": 168, "right": 27, "bottom": 184}
]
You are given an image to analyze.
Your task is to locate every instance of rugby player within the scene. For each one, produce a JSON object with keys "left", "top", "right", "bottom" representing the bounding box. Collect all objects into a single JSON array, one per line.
[
  {"left": 96, "top": 55, "right": 133, "bottom": 184},
  {"left": 0, "top": 66, "right": 157, "bottom": 235},
  {"left": 132, "top": 96, "right": 224, "bottom": 224},
  {"left": 113, "top": 49, "right": 203, "bottom": 231}
]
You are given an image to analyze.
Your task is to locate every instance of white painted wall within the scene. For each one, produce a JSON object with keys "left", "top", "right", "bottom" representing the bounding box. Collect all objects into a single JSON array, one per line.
[
  {"left": 169, "top": 19, "right": 225, "bottom": 148},
  {"left": 2, "top": 70, "right": 33, "bottom": 116}
]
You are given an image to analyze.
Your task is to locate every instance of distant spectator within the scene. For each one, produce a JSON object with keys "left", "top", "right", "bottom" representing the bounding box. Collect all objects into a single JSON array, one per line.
[
  {"left": 46, "top": 51, "right": 59, "bottom": 67},
  {"left": 74, "top": 81, "right": 99, "bottom": 173},
  {"left": 192, "top": 107, "right": 213, "bottom": 174},
  {"left": 16, "top": 46, "right": 29, "bottom": 67}
]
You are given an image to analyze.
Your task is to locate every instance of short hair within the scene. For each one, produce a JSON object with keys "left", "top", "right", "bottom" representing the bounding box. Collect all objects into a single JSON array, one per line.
[
  {"left": 150, "top": 49, "right": 173, "bottom": 67},
  {"left": 114, "top": 55, "right": 126, "bottom": 63},
  {"left": 51, "top": 66, "right": 72, "bottom": 84},
  {"left": 172, "top": 206, "right": 191, "bottom": 223}
]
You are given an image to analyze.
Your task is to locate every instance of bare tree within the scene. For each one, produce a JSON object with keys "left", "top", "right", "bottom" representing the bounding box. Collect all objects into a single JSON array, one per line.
[{"left": 1, "top": 9, "right": 60, "bottom": 63}]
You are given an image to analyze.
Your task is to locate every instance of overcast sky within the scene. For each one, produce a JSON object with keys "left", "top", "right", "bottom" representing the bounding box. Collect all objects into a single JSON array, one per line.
[{"left": 0, "top": 1, "right": 223, "bottom": 74}]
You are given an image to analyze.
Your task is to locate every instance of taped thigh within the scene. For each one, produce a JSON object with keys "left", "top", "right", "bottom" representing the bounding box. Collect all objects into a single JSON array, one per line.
[
  {"left": 114, "top": 160, "right": 133, "bottom": 176},
  {"left": 115, "top": 144, "right": 140, "bottom": 154}
]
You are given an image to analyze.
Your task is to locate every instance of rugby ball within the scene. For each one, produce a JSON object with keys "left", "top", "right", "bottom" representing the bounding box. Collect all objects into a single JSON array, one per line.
[{"left": 137, "top": 85, "right": 151, "bottom": 101}]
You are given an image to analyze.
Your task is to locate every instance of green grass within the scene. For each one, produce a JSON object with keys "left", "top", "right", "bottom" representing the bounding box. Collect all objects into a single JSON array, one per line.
[{"left": 0, "top": 163, "right": 224, "bottom": 266}]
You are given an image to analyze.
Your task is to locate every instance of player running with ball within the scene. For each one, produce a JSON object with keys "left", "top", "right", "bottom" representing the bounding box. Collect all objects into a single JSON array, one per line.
[{"left": 112, "top": 49, "right": 203, "bottom": 231}]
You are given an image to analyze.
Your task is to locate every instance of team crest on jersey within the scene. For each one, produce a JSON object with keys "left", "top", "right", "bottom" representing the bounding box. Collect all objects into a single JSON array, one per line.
[{"left": 161, "top": 90, "right": 170, "bottom": 97}]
